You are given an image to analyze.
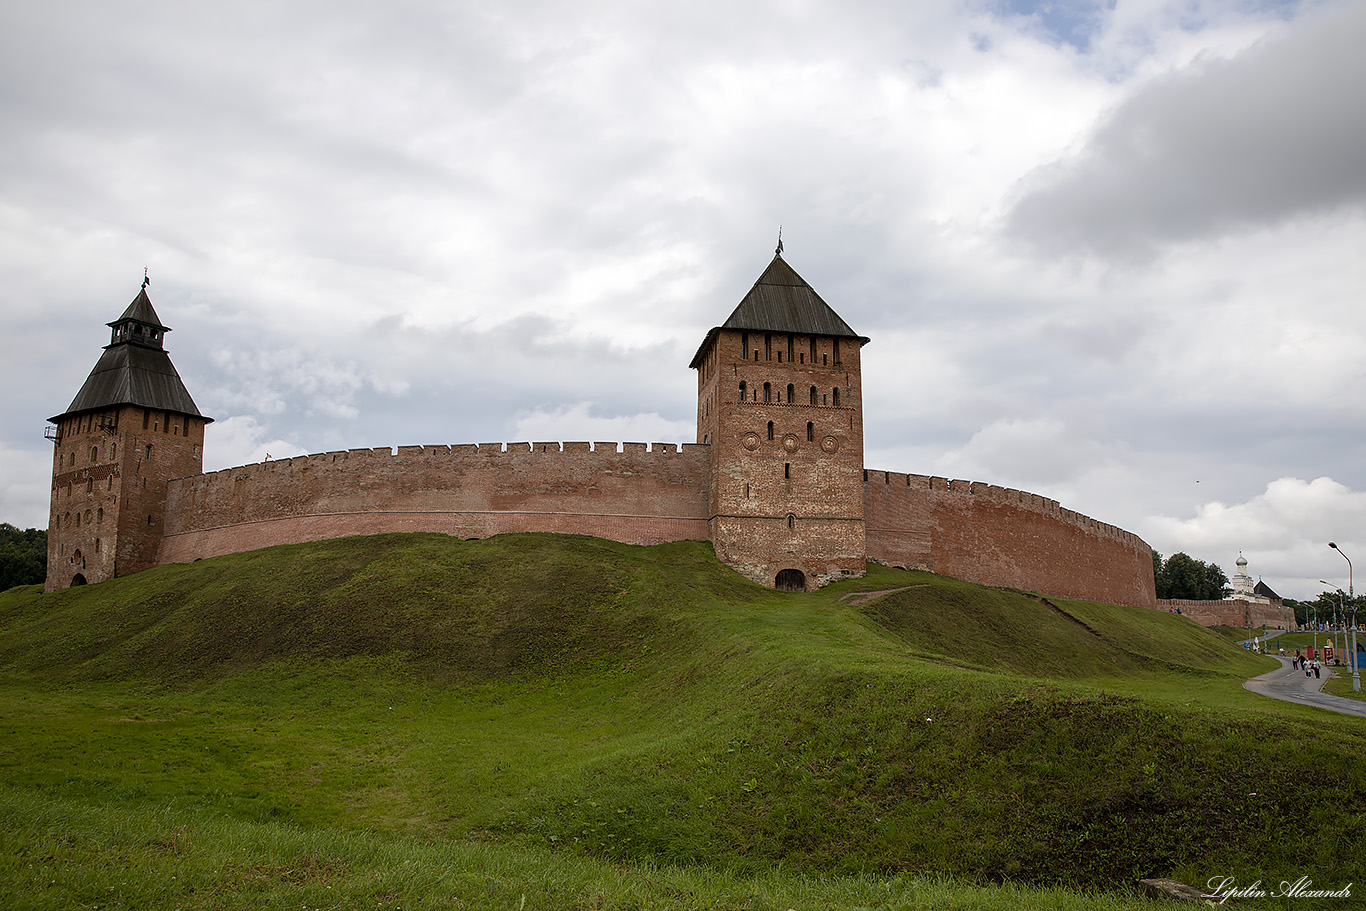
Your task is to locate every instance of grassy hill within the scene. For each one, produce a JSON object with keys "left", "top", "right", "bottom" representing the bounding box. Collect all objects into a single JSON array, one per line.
[{"left": 1, "top": 533, "right": 1362, "bottom": 910}]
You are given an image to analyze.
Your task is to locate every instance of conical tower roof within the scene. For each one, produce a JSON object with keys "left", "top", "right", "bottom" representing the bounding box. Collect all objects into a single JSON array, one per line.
[
  {"left": 110, "top": 286, "right": 167, "bottom": 331},
  {"left": 690, "top": 253, "right": 867, "bottom": 367},
  {"left": 50, "top": 285, "right": 210, "bottom": 423}
]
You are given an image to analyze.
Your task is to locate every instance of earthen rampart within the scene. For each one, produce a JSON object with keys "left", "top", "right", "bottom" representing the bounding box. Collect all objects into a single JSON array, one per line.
[
  {"left": 862, "top": 469, "right": 1157, "bottom": 609},
  {"left": 159, "top": 441, "right": 711, "bottom": 565},
  {"left": 1157, "top": 598, "right": 1297, "bottom": 630}
]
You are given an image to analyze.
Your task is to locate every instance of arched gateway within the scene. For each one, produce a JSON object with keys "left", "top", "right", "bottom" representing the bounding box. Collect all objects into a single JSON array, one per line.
[{"left": 775, "top": 569, "right": 806, "bottom": 592}]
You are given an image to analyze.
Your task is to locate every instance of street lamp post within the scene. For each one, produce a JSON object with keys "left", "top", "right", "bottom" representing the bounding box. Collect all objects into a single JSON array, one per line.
[{"left": 1329, "top": 542, "right": 1359, "bottom": 693}]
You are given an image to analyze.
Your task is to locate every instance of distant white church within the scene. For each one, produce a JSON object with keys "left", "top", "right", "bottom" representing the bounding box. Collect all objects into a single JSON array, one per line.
[{"left": 1226, "top": 552, "right": 1281, "bottom": 604}]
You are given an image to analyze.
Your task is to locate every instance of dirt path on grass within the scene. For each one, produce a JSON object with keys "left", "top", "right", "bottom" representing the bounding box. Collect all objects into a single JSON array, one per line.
[
  {"left": 838, "top": 586, "right": 926, "bottom": 606},
  {"left": 1244, "top": 657, "right": 1366, "bottom": 717}
]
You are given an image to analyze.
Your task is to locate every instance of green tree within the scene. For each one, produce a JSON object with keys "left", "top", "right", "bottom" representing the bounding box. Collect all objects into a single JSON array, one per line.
[
  {"left": 1152, "top": 550, "right": 1230, "bottom": 600},
  {"left": 0, "top": 524, "right": 46, "bottom": 591}
]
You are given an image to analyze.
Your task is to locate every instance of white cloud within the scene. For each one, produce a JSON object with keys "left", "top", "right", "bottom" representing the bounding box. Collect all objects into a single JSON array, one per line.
[
  {"left": 1143, "top": 477, "right": 1366, "bottom": 600},
  {"left": 510, "top": 403, "right": 693, "bottom": 446},
  {"left": 203, "top": 415, "right": 309, "bottom": 473},
  {"left": 1006, "top": 0, "right": 1366, "bottom": 257}
]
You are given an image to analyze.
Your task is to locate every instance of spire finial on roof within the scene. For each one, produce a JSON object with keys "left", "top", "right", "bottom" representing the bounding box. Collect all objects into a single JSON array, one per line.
[
  {"left": 142, "top": 267, "right": 150, "bottom": 290},
  {"left": 775, "top": 226, "right": 783, "bottom": 257}
]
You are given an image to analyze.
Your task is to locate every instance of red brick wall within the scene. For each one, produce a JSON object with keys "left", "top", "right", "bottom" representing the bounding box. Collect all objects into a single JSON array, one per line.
[
  {"left": 863, "top": 470, "right": 1157, "bottom": 609},
  {"left": 158, "top": 441, "right": 711, "bottom": 564},
  {"left": 1158, "top": 598, "right": 1297, "bottom": 630}
]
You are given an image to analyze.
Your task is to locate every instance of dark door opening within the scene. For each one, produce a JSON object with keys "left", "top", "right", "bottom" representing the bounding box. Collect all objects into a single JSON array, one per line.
[
  {"left": 71, "top": 574, "right": 87, "bottom": 586},
  {"left": 775, "top": 569, "right": 806, "bottom": 592}
]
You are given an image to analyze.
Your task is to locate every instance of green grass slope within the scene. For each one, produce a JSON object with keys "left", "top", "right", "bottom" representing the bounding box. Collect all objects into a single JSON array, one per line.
[{"left": 1, "top": 533, "right": 1362, "bottom": 909}]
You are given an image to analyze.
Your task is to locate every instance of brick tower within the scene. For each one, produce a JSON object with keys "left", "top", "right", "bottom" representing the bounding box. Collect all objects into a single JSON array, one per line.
[
  {"left": 691, "top": 250, "right": 869, "bottom": 591},
  {"left": 45, "top": 281, "right": 212, "bottom": 592}
]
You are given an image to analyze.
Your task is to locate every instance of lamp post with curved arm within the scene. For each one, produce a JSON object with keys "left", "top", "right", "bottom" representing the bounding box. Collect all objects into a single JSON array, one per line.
[{"left": 1329, "top": 542, "right": 1358, "bottom": 692}]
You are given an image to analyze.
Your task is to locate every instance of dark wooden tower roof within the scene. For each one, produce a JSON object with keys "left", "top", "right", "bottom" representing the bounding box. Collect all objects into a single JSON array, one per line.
[
  {"left": 50, "top": 285, "right": 211, "bottom": 423},
  {"left": 690, "top": 253, "right": 867, "bottom": 368}
]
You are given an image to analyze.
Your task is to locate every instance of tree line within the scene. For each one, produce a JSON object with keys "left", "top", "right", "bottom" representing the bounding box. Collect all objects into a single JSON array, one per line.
[
  {"left": 0, "top": 524, "right": 46, "bottom": 591},
  {"left": 1151, "top": 551, "right": 1230, "bottom": 601}
]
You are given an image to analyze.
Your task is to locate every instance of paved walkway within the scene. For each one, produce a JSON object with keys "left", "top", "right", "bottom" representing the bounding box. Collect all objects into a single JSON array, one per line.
[{"left": 1244, "top": 656, "right": 1366, "bottom": 717}]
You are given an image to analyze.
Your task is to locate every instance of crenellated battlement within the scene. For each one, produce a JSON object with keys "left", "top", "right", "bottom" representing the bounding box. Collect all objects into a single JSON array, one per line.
[
  {"left": 862, "top": 468, "right": 1145, "bottom": 550},
  {"left": 184, "top": 441, "right": 700, "bottom": 485}
]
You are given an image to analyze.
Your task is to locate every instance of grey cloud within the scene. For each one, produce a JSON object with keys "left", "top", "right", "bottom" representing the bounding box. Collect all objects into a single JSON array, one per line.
[{"left": 1006, "top": 1, "right": 1366, "bottom": 258}]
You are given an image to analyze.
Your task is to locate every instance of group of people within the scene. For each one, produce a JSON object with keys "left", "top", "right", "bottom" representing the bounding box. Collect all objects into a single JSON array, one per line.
[{"left": 1292, "top": 651, "right": 1322, "bottom": 679}]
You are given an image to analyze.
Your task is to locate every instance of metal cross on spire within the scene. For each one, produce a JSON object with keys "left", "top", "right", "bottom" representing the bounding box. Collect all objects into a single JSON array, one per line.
[
  {"left": 775, "top": 226, "right": 784, "bottom": 257},
  {"left": 142, "top": 267, "right": 150, "bottom": 290}
]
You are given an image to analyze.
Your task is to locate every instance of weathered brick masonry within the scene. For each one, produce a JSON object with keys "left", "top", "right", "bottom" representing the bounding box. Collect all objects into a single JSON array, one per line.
[
  {"left": 158, "top": 442, "right": 710, "bottom": 564},
  {"left": 1157, "top": 598, "right": 1296, "bottom": 630},
  {"left": 863, "top": 471, "right": 1156, "bottom": 608}
]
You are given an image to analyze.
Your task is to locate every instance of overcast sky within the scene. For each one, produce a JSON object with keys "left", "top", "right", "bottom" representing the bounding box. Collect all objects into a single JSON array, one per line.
[{"left": 3, "top": 0, "right": 1363, "bottom": 601}]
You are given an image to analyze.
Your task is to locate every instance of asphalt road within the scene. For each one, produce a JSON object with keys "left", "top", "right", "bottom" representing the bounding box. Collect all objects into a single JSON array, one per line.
[{"left": 1244, "top": 656, "right": 1366, "bottom": 717}]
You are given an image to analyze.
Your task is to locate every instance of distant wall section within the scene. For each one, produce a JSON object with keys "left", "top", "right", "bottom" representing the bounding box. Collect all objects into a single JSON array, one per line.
[
  {"left": 1158, "top": 598, "right": 1297, "bottom": 630},
  {"left": 159, "top": 442, "right": 710, "bottom": 564},
  {"left": 863, "top": 470, "right": 1156, "bottom": 609}
]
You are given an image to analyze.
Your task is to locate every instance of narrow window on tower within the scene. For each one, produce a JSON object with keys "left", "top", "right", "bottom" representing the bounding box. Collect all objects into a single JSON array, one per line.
[
  {"left": 787, "top": 334, "right": 794, "bottom": 361},
  {"left": 809, "top": 337, "right": 817, "bottom": 362},
  {"left": 110, "top": 444, "right": 115, "bottom": 459},
  {"left": 767, "top": 421, "right": 774, "bottom": 440},
  {"left": 739, "top": 380, "right": 747, "bottom": 401},
  {"left": 143, "top": 410, "right": 149, "bottom": 430},
  {"left": 807, "top": 421, "right": 814, "bottom": 441},
  {"left": 786, "top": 383, "right": 794, "bottom": 403},
  {"left": 741, "top": 332, "right": 749, "bottom": 358},
  {"left": 784, "top": 463, "right": 790, "bottom": 479},
  {"left": 144, "top": 444, "right": 152, "bottom": 459},
  {"left": 90, "top": 446, "right": 97, "bottom": 463},
  {"left": 744, "top": 483, "right": 750, "bottom": 498},
  {"left": 763, "top": 383, "right": 771, "bottom": 403},
  {"left": 97, "top": 507, "right": 103, "bottom": 524},
  {"left": 810, "top": 386, "right": 817, "bottom": 405},
  {"left": 787, "top": 514, "right": 795, "bottom": 529},
  {"left": 86, "top": 478, "right": 93, "bottom": 493},
  {"left": 833, "top": 388, "right": 841, "bottom": 407},
  {"left": 834, "top": 339, "right": 841, "bottom": 365},
  {"left": 764, "top": 334, "right": 772, "bottom": 361}
]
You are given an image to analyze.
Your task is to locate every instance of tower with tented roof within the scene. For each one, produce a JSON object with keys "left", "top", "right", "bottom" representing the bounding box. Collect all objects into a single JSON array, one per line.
[
  {"left": 691, "top": 248, "right": 869, "bottom": 590},
  {"left": 45, "top": 280, "right": 212, "bottom": 591}
]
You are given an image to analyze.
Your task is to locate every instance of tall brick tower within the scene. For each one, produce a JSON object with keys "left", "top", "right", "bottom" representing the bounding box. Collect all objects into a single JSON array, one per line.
[
  {"left": 691, "top": 250, "right": 869, "bottom": 591},
  {"left": 45, "top": 281, "right": 212, "bottom": 592}
]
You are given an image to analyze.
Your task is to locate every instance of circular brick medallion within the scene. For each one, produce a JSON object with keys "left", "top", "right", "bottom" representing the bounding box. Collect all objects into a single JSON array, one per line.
[
  {"left": 742, "top": 432, "right": 761, "bottom": 451},
  {"left": 821, "top": 435, "right": 839, "bottom": 453},
  {"left": 781, "top": 434, "right": 800, "bottom": 453}
]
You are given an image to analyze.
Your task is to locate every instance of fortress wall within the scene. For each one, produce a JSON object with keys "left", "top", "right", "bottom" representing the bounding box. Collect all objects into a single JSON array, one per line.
[
  {"left": 158, "top": 442, "right": 711, "bottom": 564},
  {"left": 1158, "top": 598, "right": 1297, "bottom": 630},
  {"left": 863, "top": 470, "right": 1157, "bottom": 609}
]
